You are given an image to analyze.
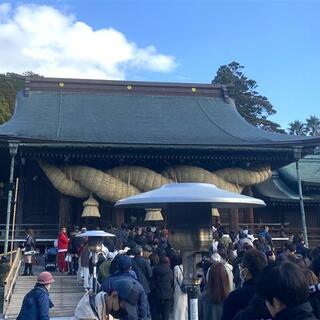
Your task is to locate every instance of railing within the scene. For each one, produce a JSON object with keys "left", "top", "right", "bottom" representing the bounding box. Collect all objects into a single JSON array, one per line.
[
  {"left": 221, "top": 222, "right": 288, "bottom": 236},
  {"left": 0, "top": 250, "right": 18, "bottom": 260},
  {"left": 221, "top": 223, "right": 320, "bottom": 247},
  {"left": 0, "top": 224, "right": 59, "bottom": 243},
  {"left": 3, "top": 248, "right": 22, "bottom": 316},
  {"left": 0, "top": 249, "right": 19, "bottom": 267},
  {"left": 288, "top": 227, "right": 320, "bottom": 247}
]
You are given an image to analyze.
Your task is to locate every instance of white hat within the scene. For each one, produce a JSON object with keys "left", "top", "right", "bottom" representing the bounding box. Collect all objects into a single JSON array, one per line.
[
  {"left": 107, "top": 252, "right": 115, "bottom": 259},
  {"left": 211, "top": 253, "right": 221, "bottom": 263}
]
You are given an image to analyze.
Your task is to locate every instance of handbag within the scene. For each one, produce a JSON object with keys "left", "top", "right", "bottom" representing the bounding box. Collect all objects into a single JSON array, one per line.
[
  {"left": 176, "top": 266, "right": 188, "bottom": 293},
  {"left": 65, "top": 254, "right": 72, "bottom": 262},
  {"left": 24, "top": 250, "right": 36, "bottom": 255}
]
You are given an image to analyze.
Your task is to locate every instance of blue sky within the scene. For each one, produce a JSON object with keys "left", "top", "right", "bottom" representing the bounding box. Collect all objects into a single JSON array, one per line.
[{"left": 2, "top": 0, "right": 320, "bottom": 129}]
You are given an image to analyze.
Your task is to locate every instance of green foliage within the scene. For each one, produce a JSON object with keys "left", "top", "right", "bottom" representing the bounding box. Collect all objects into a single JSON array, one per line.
[
  {"left": 0, "top": 73, "right": 24, "bottom": 124},
  {"left": 306, "top": 116, "right": 320, "bottom": 136},
  {"left": 0, "top": 72, "right": 41, "bottom": 124},
  {"left": 212, "top": 61, "right": 285, "bottom": 133},
  {"left": 288, "top": 120, "right": 307, "bottom": 135},
  {"left": 288, "top": 116, "right": 320, "bottom": 136},
  {"left": 0, "top": 97, "right": 11, "bottom": 124}
]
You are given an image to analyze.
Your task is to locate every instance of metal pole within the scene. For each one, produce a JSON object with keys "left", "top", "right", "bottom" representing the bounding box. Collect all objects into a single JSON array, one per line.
[
  {"left": 4, "top": 143, "right": 19, "bottom": 257},
  {"left": 296, "top": 160, "right": 309, "bottom": 247},
  {"left": 187, "top": 285, "right": 199, "bottom": 320},
  {"left": 92, "top": 252, "right": 97, "bottom": 293}
]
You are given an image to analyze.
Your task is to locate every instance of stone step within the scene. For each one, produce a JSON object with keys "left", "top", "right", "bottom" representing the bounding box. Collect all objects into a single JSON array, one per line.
[{"left": 5, "top": 273, "right": 84, "bottom": 319}]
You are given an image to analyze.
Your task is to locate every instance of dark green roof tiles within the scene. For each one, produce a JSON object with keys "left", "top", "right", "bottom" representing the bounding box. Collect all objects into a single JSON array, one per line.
[{"left": 0, "top": 77, "right": 320, "bottom": 149}]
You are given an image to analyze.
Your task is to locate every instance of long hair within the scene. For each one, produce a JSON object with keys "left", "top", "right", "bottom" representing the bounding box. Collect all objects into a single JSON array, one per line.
[
  {"left": 206, "top": 262, "right": 230, "bottom": 304},
  {"left": 26, "top": 228, "right": 34, "bottom": 237},
  {"left": 303, "top": 268, "right": 318, "bottom": 286}
]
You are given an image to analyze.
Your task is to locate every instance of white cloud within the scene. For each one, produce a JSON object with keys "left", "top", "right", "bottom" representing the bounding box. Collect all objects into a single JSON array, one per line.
[{"left": 0, "top": 3, "right": 176, "bottom": 79}]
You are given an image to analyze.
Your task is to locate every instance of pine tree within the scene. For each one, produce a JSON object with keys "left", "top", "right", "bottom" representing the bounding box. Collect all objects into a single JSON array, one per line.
[{"left": 212, "top": 61, "right": 284, "bottom": 133}]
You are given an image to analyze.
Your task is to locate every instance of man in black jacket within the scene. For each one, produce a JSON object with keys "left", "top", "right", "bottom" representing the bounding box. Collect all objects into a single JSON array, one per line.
[
  {"left": 132, "top": 245, "right": 153, "bottom": 318},
  {"left": 68, "top": 226, "right": 83, "bottom": 275},
  {"left": 132, "top": 246, "right": 153, "bottom": 295},
  {"left": 221, "top": 249, "right": 267, "bottom": 320},
  {"left": 257, "top": 261, "right": 317, "bottom": 320}
]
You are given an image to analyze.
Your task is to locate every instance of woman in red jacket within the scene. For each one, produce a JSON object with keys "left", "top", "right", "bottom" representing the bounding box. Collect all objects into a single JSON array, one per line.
[{"left": 57, "top": 227, "right": 69, "bottom": 273}]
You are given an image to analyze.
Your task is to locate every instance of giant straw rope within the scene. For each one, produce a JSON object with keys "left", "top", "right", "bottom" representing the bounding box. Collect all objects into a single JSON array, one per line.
[{"left": 39, "top": 162, "right": 272, "bottom": 202}]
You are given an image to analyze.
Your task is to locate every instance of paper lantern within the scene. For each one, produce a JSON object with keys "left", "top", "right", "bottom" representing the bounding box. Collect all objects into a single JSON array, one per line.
[
  {"left": 144, "top": 208, "right": 163, "bottom": 221},
  {"left": 211, "top": 208, "right": 220, "bottom": 217}
]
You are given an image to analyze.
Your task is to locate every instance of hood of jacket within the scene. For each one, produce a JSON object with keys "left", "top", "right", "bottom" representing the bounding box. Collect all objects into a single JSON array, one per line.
[{"left": 274, "top": 302, "right": 317, "bottom": 320}]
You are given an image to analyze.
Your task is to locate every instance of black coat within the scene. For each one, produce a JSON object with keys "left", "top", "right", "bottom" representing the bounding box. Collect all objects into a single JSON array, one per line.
[
  {"left": 274, "top": 302, "right": 318, "bottom": 320},
  {"left": 221, "top": 279, "right": 256, "bottom": 320},
  {"left": 132, "top": 256, "right": 153, "bottom": 294},
  {"left": 233, "top": 294, "right": 272, "bottom": 320},
  {"left": 309, "top": 285, "right": 320, "bottom": 319},
  {"left": 68, "top": 235, "right": 85, "bottom": 254},
  {"left": 296, "top": 243, "right": 308, "bottom": 258},
  {"left": 134, "top": 234, "right": 148, "bottom": 246},
  {"left": 152, "top": 264, "right": 174, "bottom": 300},
  {"left": 24, "top": 235, "right": 35, "bottom": 252},
  {"left": 125, "top": 239, "right": 138, "bottom": 251}
]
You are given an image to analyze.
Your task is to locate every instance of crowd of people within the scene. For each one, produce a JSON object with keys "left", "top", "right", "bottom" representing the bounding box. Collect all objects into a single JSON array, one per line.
[{"left": 18, "top": 223, "right": 320, "bottom": 320}]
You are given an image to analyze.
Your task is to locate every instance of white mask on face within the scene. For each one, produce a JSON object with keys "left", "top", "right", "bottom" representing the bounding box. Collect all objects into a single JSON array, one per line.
[{"left": 46, "top": 284, "right": 51, "bottom": 291}]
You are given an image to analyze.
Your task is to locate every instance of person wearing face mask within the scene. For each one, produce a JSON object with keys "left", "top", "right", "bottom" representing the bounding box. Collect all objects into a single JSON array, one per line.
[
  {"left": 257, "top": 261, "right": 317, "bottom": 320},
  {"left": 17, "top": 271, "right": 54, "bottom": 320},
  {"left": 100, "top": 255, "right": 148, "bottom": 319},
  {"left": 75, "top": 278, "right": 141, "bottom": 320},
  {"left": 221, "top": 249, "right": 267, "bottom": 320},
  {"left": 57, "top": 226, "right": 69, "bottom": 273}
]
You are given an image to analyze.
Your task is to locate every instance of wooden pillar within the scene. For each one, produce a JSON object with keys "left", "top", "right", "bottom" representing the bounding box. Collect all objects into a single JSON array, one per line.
[
  {"left": 244, "top": 187, "right": 254, "bottom": 225},
  {"left": 15, "top": 176, "right": 25, "bottom": 240},
  {"left": 58, "top": 163, "right": 72, "bottom": 229},
  {"left": 112, "top": 207, "right": 124, "bottom": 226},
  {"left": 59, "top": 194, "right": 71, "bottom": 228},
  {"left": 229, "top": 208, "right": 239, "bottom": 232},
  {"left": 247, "top": 208, "right": 254, "bottom": 224},
  {"left": 73, "top": 198, "right": 82, "bottom": 228}
]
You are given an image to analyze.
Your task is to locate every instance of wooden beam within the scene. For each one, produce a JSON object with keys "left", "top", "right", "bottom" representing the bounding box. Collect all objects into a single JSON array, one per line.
[{"left": 112, "top": 207, "right": 124, "bottom": 226}]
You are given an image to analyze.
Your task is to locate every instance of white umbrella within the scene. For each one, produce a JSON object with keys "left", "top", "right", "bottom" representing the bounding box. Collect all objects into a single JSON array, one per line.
[
  {"left": 76, "top": 230, "right": 115, "bottom": 238},
  {"left": 76, "top": 230, "right": 115, "bottom": 294}
]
